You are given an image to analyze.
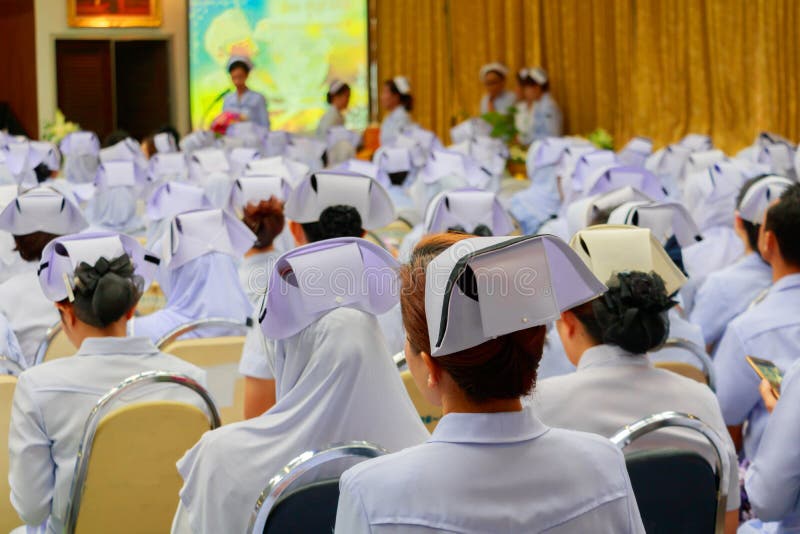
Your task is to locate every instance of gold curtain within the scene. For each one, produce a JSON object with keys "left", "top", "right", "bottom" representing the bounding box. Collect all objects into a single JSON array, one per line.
[{"left": 374, "top": 0, "right": 800, "bottom": 153}]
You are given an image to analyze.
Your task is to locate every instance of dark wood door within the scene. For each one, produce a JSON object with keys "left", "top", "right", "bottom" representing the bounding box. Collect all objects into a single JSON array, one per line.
[
  {"left": 56, "top": 40, "right": 113, "bottom": 140},
  {"left": 115, "top": 40, "right": 170, "bottom": 140}
]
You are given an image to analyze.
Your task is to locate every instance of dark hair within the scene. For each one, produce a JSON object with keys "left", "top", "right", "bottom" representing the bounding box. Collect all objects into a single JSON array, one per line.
[
  {"left": 737, "top": 176, "right": 769, "bottom": 253},
  {"left": 68, "top": 255, "right": 143, "bottom": 328},
  {"left": 228, "top": 60, "right": 251, "bottom": 74},
  {"left": 158, "top": 124, "right": 180, "bottom": 146},
  {"left": 764, "top": 183, "right": 800, "bottom": 267},
  {"left": 446, "top": 224, "right": 493, "bottom": 237},
  {"left": 388, "top": 171, "right": 409, "bottom": 187},
  {"left": 103, "top": 130, "right": 130, "bottom": 148},
  {"left": 573, "top": 271, "right": 675, "bottom": 354},
  {"left": 301, "top": 205, "right": 363, "bottom": 243},
  {"left": 401, "top": 233, "right": 546, "bottom": 403},
  {"left": 384, "top": 80, "right": 413, "bottom": 112},
  {"left": 243, "top": 197, "right": 285, "bottom": 249},
  {"left": 326, "top": 82, "right": 350, "bottom": 104},
  {"left": 14, "top": 231, "right": 59, "bottom": 262},
  {"left": 34, "top": 163, "right": 52, "bottom": 183}
]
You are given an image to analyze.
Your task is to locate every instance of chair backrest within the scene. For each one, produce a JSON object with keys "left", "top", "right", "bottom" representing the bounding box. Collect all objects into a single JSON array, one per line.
[
  {"left": 654, "top": 361, "right": 708, "bottom": 385},
  {"left": 65, "top": 371, "right": 221, "bottom": 534},
  {"left": 155, "top": 317, "right": 252, "bottom": 348},
  {"left": 0, "top": 355, "right": 24, "bottom": 375},
  {"left": 0, "top": 376, "right": 19, "bottom": 533},
  {"left": 610, "top": 411, "right": 730, "bottom": 534},
  {"left": 136, "top": 280, "right": 167, "bottom": 316},
  {"left": 649, "top": 337, "right": 716, "bottom": 391},
  {"left": 248, "top": 441, "right": 388, "bottom": 534},
  {"left": 34, "top": 322, "right": 76, "bottom": 365},
  {"left": 393, "top": 352, "right": 442, "bottom": 432}
]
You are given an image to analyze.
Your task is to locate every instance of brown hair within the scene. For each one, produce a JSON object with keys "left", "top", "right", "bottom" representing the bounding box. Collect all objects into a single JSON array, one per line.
[
  {"left": 242, "top": 197, "right": 285, "bottom": 250},
  {"left": 400, "top": 233, "right": 547, "bottom": 403},
  {"left": 14, "top": 231, "right": 59, "bottom": 262}
]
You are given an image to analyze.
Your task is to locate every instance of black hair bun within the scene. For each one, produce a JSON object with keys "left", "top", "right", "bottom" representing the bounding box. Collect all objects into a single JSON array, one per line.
[
  {"left": 73, "top": 255, "right": 142, "bottom": 328},
  {"left": 592, "top": 271, "right": 676, "bottom": 354},
  {"left": 318, "top": 205, "right": 363, "bottom": 239}
]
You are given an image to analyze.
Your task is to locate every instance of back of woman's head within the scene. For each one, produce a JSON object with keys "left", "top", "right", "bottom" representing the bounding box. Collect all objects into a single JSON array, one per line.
[
  {"left": 70, "top": 254, "right": 143, "bottom": 328},
  {"left": 401, "top": 233, "right": 547, "bottom": 403},
  {"left": 242, "top": 196, "right": 285, "bottom": 249},
  {"left": 14, "top": 231, "right": 59, "bottom": 262},
  {"left": 574, "top": 270, "right": 675, "bottom": 354},
  {"left": 301, "top": 205, "right": 363, "bottom": 242}
]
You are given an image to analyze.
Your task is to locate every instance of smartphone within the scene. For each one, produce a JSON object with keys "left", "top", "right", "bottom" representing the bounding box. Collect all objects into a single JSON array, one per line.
[{"left": 746, "top": 356, "right": 783, "bottom": 398}]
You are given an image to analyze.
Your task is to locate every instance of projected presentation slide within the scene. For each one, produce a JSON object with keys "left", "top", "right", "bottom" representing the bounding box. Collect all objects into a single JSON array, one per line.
[{"left": 188, "top": 0, "right": 368, "bottom": 132}]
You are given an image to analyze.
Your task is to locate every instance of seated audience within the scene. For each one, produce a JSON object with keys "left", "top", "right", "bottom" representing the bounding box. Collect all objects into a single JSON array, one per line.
[
  {"left": 479, "top": 62, "right": 516, "bottom": 114},
  {"left": 515, "top": 67, "right": 562, "bottom": 145},
  {"left": 380, "top": 76, "right": 413, "bottom": 146}
]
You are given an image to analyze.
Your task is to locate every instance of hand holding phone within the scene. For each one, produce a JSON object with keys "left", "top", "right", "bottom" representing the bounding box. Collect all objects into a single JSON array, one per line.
[{"left": 746, "top": 355, "right": 783, "bottom": 399}]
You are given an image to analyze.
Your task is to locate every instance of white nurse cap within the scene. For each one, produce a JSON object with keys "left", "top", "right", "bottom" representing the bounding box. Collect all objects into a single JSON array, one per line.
[
  {"left": 285, "top": 136, "right": 327, "bottom": 170},
  {"left": 60, "top": 131, "right": 100, "bottom": 157},
  {"left": 572, "top": 150, "right": 618, "bottom": 191},
  {"left": 29, "top": 141, "right": 61, "bottom": 171},
  {"left": 153, "top": 132, "right": 177, "bottom": 154},
  {"left": 758, "top": 142, "right": 795, "bottom": 175},
  {"left": 686, "top": 149, "right": 726, "bottom": 174},
  {"left": 3, "top": 140, "right": 43, "bottom": 176},
  {"left": 424, "top": 188, "right": 514, "bottom": 236},
  {"left": 245, "top": 156, "right": 309, "bottom": 186},
  {"left": 570, "top": 225, "right": 688, "bottom": 295},
  {"left": 226, "top": 55, "right": 254, "bottom": 71},
  {"left": 228, "top": 175, "right": 291, "bottom": 215},
  {"left": 284, "top": 171, "right": 395, "bottom": 229},
  {"left": 260, "top": 237, "right": 400, "bottom": 340},
  {"left": 607, "top": 201, "right": 702, "bottom": 248},
  {"left": 99, "top": 138, "right": 144, "bottom": 165},
  {"left": 426, "top": 235, "right": 606, "bottom": 357},
  {"left": 518, "top": 66, "right": 548, "bottom": 85},
  {"left": 149, "top": 152, "right": 188, "bottom": 181},
  {"left": 479, "top": 62, "right": 509, "bottom": 81},
  {"left": 95, "top": 160, "right": 146, "bottom": 189},
  {"left": 161, "top": 208, "right": 255, "bottom": 270},
  {"left": 679, "top": 133, "right": 712, "bottom": 151},
  {"left": 566, "top": 185, "right": 655, "bottom": 237},
  {"left": 738, "top": 175, "right": 794, "bottom": 224},
  {"left": 179, "top": 131, "right": 215, "bottom": 154},
  {"left": 0, "top": 186, "right": 87, "bottom": 235},
  {"left": 373, "top": 146, "right": 413, "bottom": 187},
  {"left": 191, "top": 147, "right": 230, "bottom": 174},
  {"left": 37, "top": 231, "right": 159, "bottom": 302},
  {"left": 583, "top": 165, "right": 667, "bottom": 200},
  {"left": 617, "top": 136, "right": 653, "bottom": 168},
  {"left": 392, "top": 76, "right": 411, "bottom": 95},
  {"left": 450, "top": 118, "right": 493, "bottom": 145},
  {"left": 145, "top": 181, "right": 213, "bottom": 221}
]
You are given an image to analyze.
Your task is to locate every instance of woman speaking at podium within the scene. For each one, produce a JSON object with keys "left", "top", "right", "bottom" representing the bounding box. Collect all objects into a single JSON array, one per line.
[{"left": 222, "top": 55, "right": 270, "bottom": 128}]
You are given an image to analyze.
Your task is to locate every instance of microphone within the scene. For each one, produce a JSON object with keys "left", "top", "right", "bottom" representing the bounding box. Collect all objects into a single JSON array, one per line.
[{"left": 202, "top": 88, "right": 232, "bottom": 128}]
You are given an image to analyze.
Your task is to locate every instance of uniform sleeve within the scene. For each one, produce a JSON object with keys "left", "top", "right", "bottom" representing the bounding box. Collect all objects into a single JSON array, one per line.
[
  {"left": 689, "top": 275, "right": 728, "bottom": 346},
  {"left": 745, "top": 364, "right": 800, "bottom": 521},
  {"left": 334, "top": 472, "right": 373, "bottom": 534},
  {"left": 543, "top": 98, "right": 562, "bottom": 137},
  {"left": 253, "top": 94, "right": 270, "bottom": 129},
  {"left": 8, "top": 374, "right": 55, "bottom": 526},
  {"left": 713, "top": 324, "right": 761, "bottom": 425},
  {"left": 479, "top": 94, "right": 489, "bottom": 115},
  {"left": 238, "top": 326, "right": 274, "bottom": 379}
]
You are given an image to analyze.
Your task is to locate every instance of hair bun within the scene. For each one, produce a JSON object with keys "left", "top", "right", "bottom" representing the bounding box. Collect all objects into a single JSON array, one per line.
[
  {"left": 72, "top": 255, "right": 142, "bottom": 328},
  {"left": 318, "top": 205, "right": 363, "bottom": 239}
]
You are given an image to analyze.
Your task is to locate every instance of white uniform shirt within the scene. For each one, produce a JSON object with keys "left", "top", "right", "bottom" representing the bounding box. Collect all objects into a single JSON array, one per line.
[
  {"left": 515, "top": 93, "right": 562, "bottom": 145},
  {"left": 531, "top": 344, "right": 740, "bottom": 511},
  {"left": 8, "top": 336, "right": 207, "bottom": 533},
  {"left": 681, "top": 226, "right": 745, "bottom": 312},
  {"left": 335, "top": 408, "right": 645, "bottom": 533},
  {"left": 316, "top": 105, "right": 345, "bottom": 138},
  {"left": 479, "top": 89, "right": 517, "bottom": 115},
  {"left": 380, "top": 107, "right": 412, "bottom": 146},
  {"left": 0, "top": 265, "right": 59, "bottom": 364},
  {"left": 222, "top": 89, "right": 270, "bottom": 128}
]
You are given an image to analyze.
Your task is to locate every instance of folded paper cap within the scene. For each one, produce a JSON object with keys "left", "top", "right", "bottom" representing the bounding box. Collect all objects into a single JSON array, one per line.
[
  {"left": 30, "top": 141, "right": 61, "bottom": 171},
  {"left": 245, "top": 156, "right": 309, "bottom": 186},
  {"left": 566, "top": 186, "right": 655, "bottom": 237},
  {"left": 228, "top": 175, "right": 291, "bottom": 214},
  {"left": 179, "top": 131, "right": 215, "bottom": 154},
  {"left": 260, "top": 237, "right": 400, "bottom": 340},
  {"left": 758, "top": 142, "right": 795, "bottom": 174},
  {"left": 329, "top": 79, "right": 346, "bottom": 94},
  {"left": 191, "top": 148, "right": 230, "bottom": 174},
  {"left": 530, "top": 137, "right": 570, "bottom": 169},
  {"left": 37, "top": 231, "right": 159, "bottom": 302},
  {"left": 617, "top": 137, "right": 653, "bottom": 167},
  {"left": 162, "top": 208, "right": 256, "bottom": 270},
  {"left": 263, "top": 131, "right": 292, "bottom": 157},
  {"left": 153, "top": 132, "right": 177, "bottom": 154},
  {"left": 99, "top": 138, "right": 144, "bottom": 165},
  {"left": 285, "top": 171, "right": 395, "bottom": 229},
  {"left": 738, "top": 175, "right": 794, "bottom": 223},
  {"left": 518, "top": 66, "right": 548, "bottom": 85},
  {"left": 426, "top": 235, "right": 606, "bottom": 356},
  {"left": 95, "top": 160, "right": 146, "bottom": 189},
  {"left": 149, "top": 152, "right": 188, "bottom": 180},
  {"left": 570, "top": 225, "right": 687, "bottom": 295},
  {"left": 227, "top": 55, "right": 253, "bottom": 71},
  {"left": 572, "top": 150, "right": 618, "bottom": 190},
  {"left": 424, "top": 188, "right": 514, "bottom": 236},
  {"left": 686, "top": 149, "right": 726, "bottom": 174},
  {"left": 60, "top": 131, "right": 100, "bottom": 157},
  {"left": 607, "top": 201, "right": 702, "bottom": 248},
  {"left": 479, "top": 62, "right": 509, "bottom": 80},
  {"left": 583, "top": 165, "right": 667, "bottom": 200},
  {"left": 679, "top": 134, "right": 713, "bottom": 152},
  {"left": 3, "top": 141, "right": 43, "bottom": 176},
  {"left": 392, "top": 76, "right": 411, "bottom": 95},
  {"left": 373, "top": 147, "right": 413, "bottom": 187},
  {"left": 334, "top": 159, "right": 379, "bottom": 181},
  {"left": 0, "top": 187, "right": 88, "bottom": 236},
  {"left": 450, "top": 118, "right": 493, "bottom": 145},
  {"left": 145, "top": 181, "right": 213, "bottom": 221}
]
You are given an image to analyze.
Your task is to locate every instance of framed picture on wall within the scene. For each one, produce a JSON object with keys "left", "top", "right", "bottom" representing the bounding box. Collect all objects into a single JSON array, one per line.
[{"left": 67, "top": 0, "right": 162, "bottom": 28}]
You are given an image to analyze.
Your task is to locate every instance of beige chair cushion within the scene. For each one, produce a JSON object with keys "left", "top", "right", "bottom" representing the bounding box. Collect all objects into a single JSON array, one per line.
[
  {"left": 400, "top": 369, "right": 442, "bottom": 432},
  {"left": 655, "top": 361, "right": 709, "bottom": 385},
  {"left": 0, "top": 376, "right": 20, "bottom": 532}
]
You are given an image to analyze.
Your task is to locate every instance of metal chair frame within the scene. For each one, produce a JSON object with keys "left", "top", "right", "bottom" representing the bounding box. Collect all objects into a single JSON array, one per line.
[
  {"left": 33, "top": 320, "right": 64, "bottom": 366},
  {"left": 0, "top": 355, "right": 24, "bottom": 375},
  {"left": 155, "top": 316, "right": 252, "bottom": 349},
  {"left": 651, "top": 337, "right": 716, "bottom": 391},
  {"left": 610, "top": 411, "right": 730, "bottom": 534},
  {"left": 63, "top": 371, "right": 222, "bottom": 534},
  {"left": 247, "top": 441, "right": 388, "bottom": 534}
]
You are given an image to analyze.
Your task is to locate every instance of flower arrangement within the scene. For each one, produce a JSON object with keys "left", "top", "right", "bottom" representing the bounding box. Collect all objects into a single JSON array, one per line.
[
  {"left": 210, "top": 111, "right": 244, "bottom": 136},
  {"left": 41, "top": 109, "right": 80, "bottom": 145},
  {"left": 481, "top": 108, "right": 519, "bottom": 144},
  {"left": 588, "top": 128, "right": 614, "bottom": 150}
]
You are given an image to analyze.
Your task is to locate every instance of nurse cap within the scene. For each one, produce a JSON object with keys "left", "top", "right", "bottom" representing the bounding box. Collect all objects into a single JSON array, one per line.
[
  {"left": 686, "top": 149, "right": 726, "bottom": 174},
  {"left": 570, "top": 225, "right": 687, "bottom": 295},
  {"left": 758, "top": 142, "right": 794, "bottom": 174},
  {"left": 479, "top": 62, "right": 509, "bottom": 81},
  {"left": 95, "top": 160, "right": 147, "bottom": 189},
  {"left": 583, "top": 165, "right": 667, "bottom": 200},
  {"left": 566, "top": 185, "right": 655, "bottom": 237},
  {"left": 191, "top": 147, "right": 230, "bottom": 174},
  {"left": 679, "top": 133, "right": 712, "bottom": 152},
  {"left": 227, "top": 55, "right": 254, "bottom": 71},
  {"left": 38, "top": 231, "right": 160, "bottom": 302},
  {"left": 373, "top": 146, "right": 413, "bottom": 187},
  {"left": 392, "top": 76, "right": 411, "bottom": 95},
  {"left": 285, "top": 171, "right": 395, "bottom": 229},
  {"left": 607, "top": 201, "right": 702, "bottom": 248},
  {"left": 3, "top": 141, "right": 44, "bottom": 175},
  {"left": 145, "top": 181, "right": 213, "bottom": 221},
  {"left": 153, "top": 132, "right": 177, "bottom": 154},
  {"left": 426, "top": 235, "right": 606, "bottom": 357},
  {"left": 335, "top": 159, "right": 379, "bottom": 181},
  {"left": 149, "top": 152, "right": 188, "bottom": 180},
  {"left": 30, "top": 141, "right": 61, "bottom": 171},
  {"left": 518, "top": 66, "right": 548, "bottom": 85},
  {"left": 161, "top": 208, "right": 255, "bottom": 270},
  {"left": 179, "top": 131, "right": 215, "bottom": 154},
  {"left": 99, "top": 138, "right": 144, "bottom": 165},
  {"left": 0, "top": 187, "right": 88, "bottom": 236},
  {"left": 617, "top": 136, "right": 653, "bottom": 167},
  {"left": 228, "top": 175, "right": 292, "bottom": 215},
  {"left": 245, "top": 156, "right": 309, "bottom": 186},
  {"left": 60, "top": 131, "right": 100, "bottom": 157},
  {"left": 572, "top": 150, "right": 618, "bottom": 191},
  {"left": 260, "top": 237, "right": 400, "bottom": 340},
  {"left": 738, "top": 175, "right": 794, "bottom": 224},
  {"left": 424, "top": 188, "right": 514, "bottom": 236}
]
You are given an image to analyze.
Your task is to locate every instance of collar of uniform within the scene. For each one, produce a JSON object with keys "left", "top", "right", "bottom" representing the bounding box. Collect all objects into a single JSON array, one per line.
[
  {"left": 739, "top": 251, "right": 770, "bottom": 271},
  {"left": 771, "top": 272, "right": 800, "bottom": 294},
  {"left": 576, "top": 343, "right": 650, "bottom": 371},
  {"left": 76, "top": 336, "right": 160, "bottom": 357},
  {"left": 427, "top": 408, "right": 548, "bottom": 445}
]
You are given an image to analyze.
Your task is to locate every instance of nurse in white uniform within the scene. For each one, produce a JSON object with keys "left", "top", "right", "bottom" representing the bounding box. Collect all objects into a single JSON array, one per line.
[
  {"left": 380, "top": 76, "right": 413, "bottom": 146},
  {"left": 479, "top": 62, "right": 517, "bottom": 114},
  {"left": 144, "top": 180, "right": 213, "bottom": 246},
  {"left": 0, "top": 187, "right": 88, "bottom": 362},
  {"left": 0, "top": 312, "right": 25, "bottom": 375},
  {"left": 171, "top": 237, "right": 429, "bottom": 534},
  {"left": 222, "top": 56, "right": 270, "bottom": 128},
  {"left": 316, "top": 79, "right": 350, "bottom": 138},
  {"left": 129, "top": 208, "right": 254, "bottom": 343},
  {"left": 531, "top": 225, "right": 741, "bottom": 531},
  {"left": 59, "top": 130, "right": 100, "bottom": 184},
  {"left": 335, "top": 232, "right": 645, "bottom": 534},
  {"left": 690, "top": 176, "right": 790, "bottom": 349},
  {"left": 515, "top": 67, "right": 562, "bottom": 145},
  {"left": 8, "top": 232, "right": 206, "bottom": 534},
  {"left": 85, "top": 159, "right": 146, "bottom": 235}
]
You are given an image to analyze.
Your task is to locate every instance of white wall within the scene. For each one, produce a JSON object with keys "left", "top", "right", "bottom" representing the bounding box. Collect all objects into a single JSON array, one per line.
[{"left": 34, "top": 0, "right": 190, "bottom": 136}]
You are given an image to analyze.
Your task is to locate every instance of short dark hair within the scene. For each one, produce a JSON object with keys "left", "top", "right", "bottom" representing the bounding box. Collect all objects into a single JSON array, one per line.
[
  {"left": 301, "top": 205, "right": 363, "bottom": 243},
  {"left": 384, "top": 80, "right": 413, "bottom": 112},
  {"left": 228, "top": 60, "right": 251, "bottom": 74},
  {"left": 103, "top": 130, "right": 130, "bottom": 148},
  {"left": 14, "top": 231, "right": 59, "bottom": 262},
  {"left": 764, "top": 183, "right": 800, "bottom": 267},
  {"left": 737, "top": 176, "right": 768, "bottom": 253},
  {"left": 326, "top": 83, "right": 350, "bottom": 104}
]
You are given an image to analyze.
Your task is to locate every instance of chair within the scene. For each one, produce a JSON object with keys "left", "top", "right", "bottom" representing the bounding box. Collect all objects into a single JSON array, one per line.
[
  {"left": 393, "top": 352, "right": 442, "bottom": 432},
  {"left": 34, "top": 321, "right": 76, "bottom": 365},
  {"left": 649, "top": 337, "right": 716, "bottom": 391},
  {"left": 0, "top": 355, "right": 24, "bottom": 375},
  {"left": 157, "top": 317, "right": 252, "bottom": 425},
  {"left": 136, "top": 281, "right": 167, "bottom": 316},
  {"left": 248, "top": 441, "right": 388, "bottom": 534},
  {"left": 0, "top": 375, "right": 20, "bottom": 533},
  {"left": 611, "top": 411, "right": 730, "bottom": 534},
  {"left": 64, "top": 371, "right": 221, "bottom": 534}
]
